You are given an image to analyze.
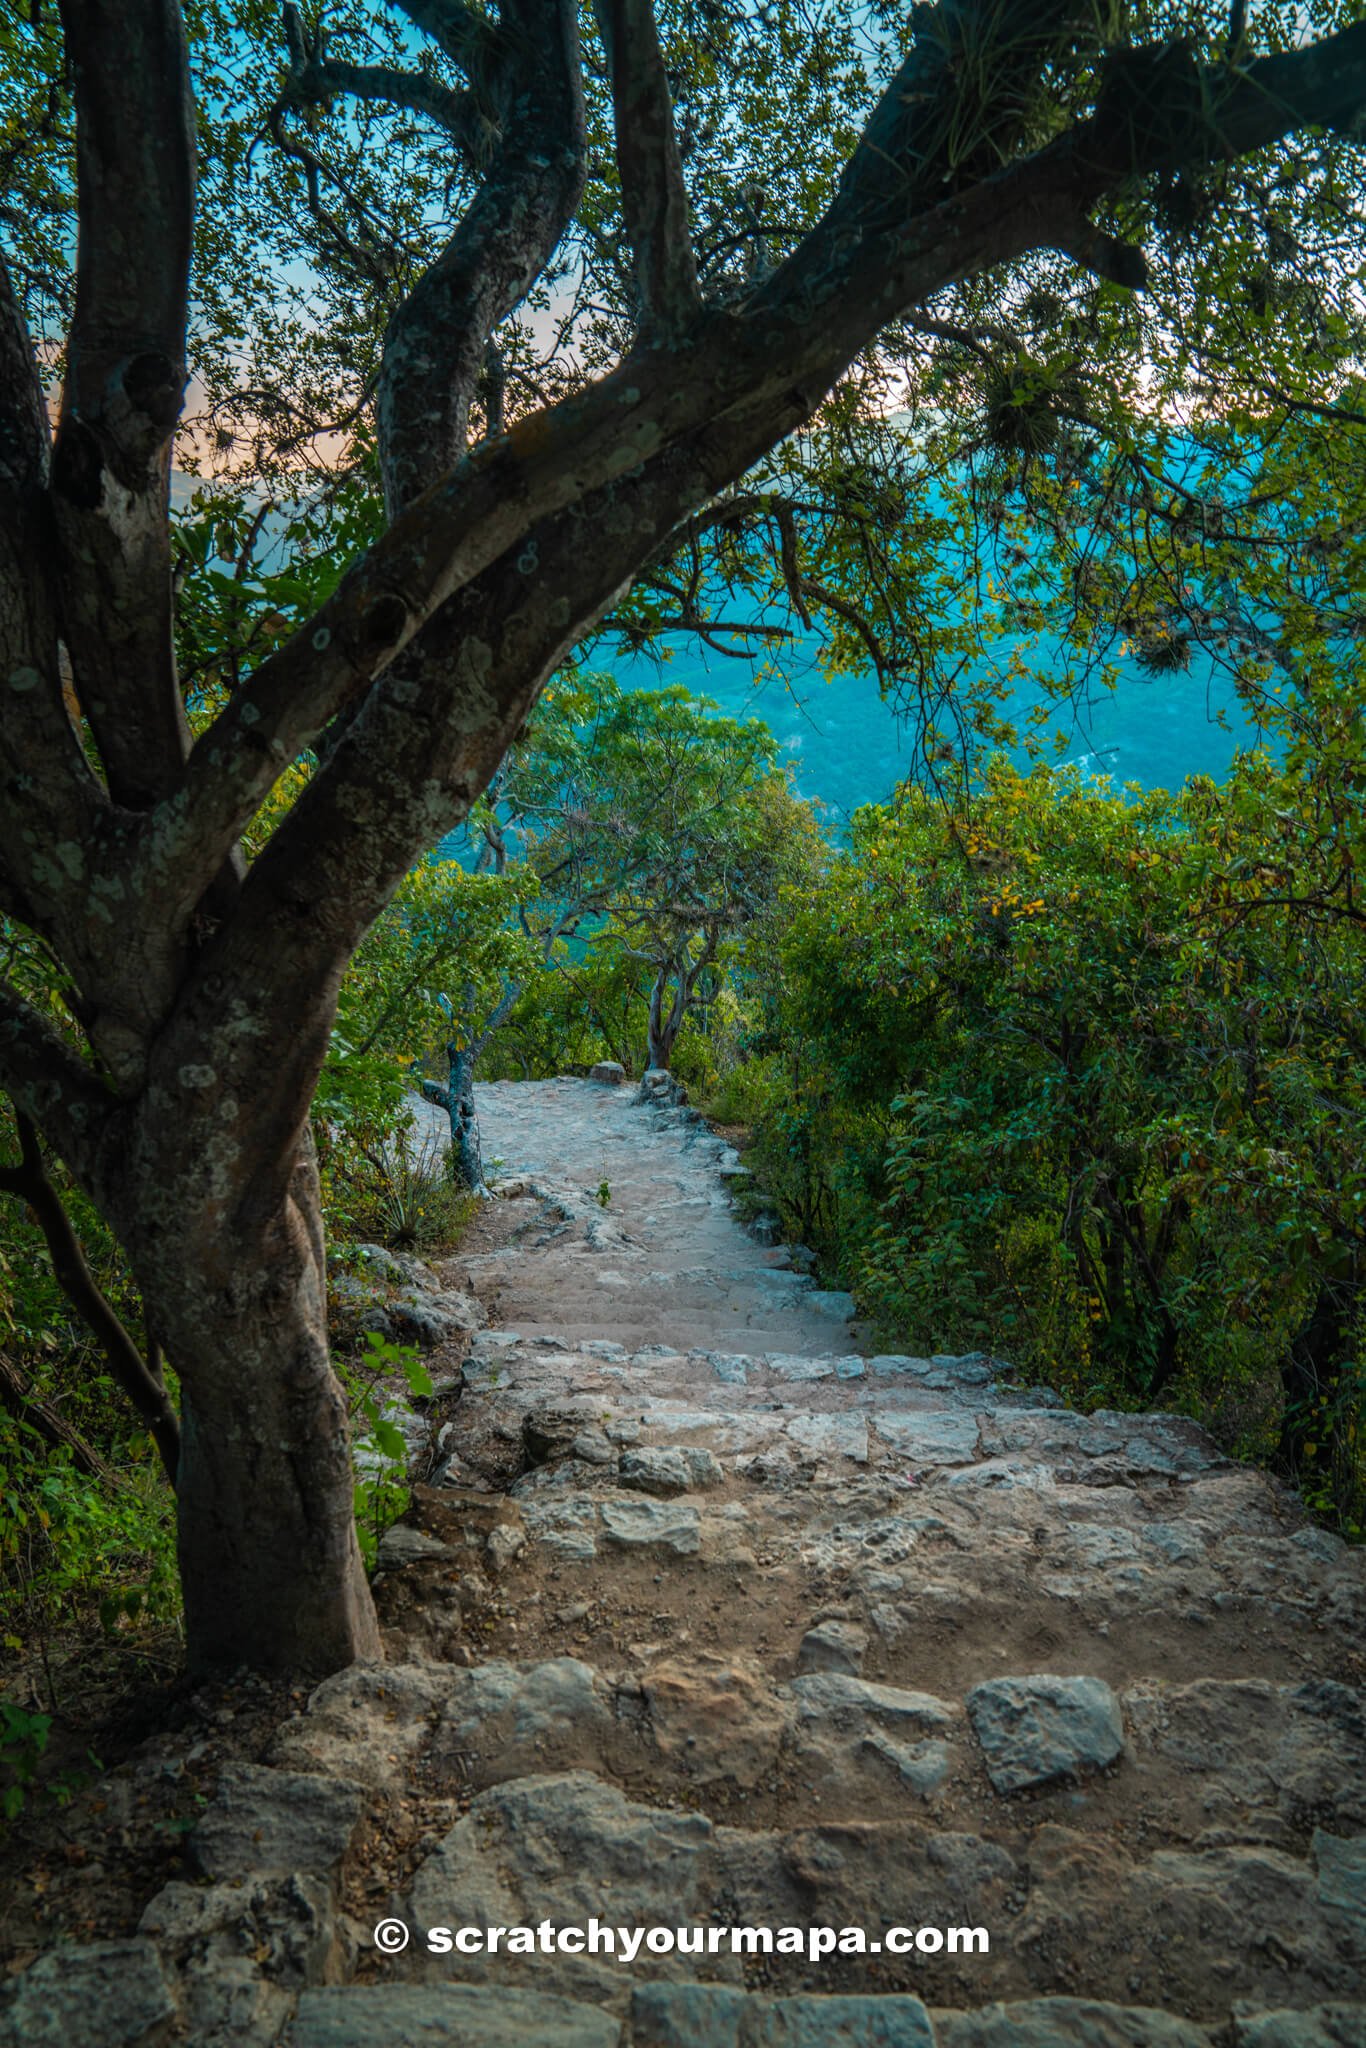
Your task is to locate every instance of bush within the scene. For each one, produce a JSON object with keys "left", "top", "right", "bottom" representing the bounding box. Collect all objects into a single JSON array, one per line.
[{"left": 726, "top": 747, "right": 1365, "bottom": 1535}]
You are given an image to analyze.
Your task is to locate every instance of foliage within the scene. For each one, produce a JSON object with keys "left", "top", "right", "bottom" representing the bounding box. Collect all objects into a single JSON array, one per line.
[
  {"left": 337, "top": 1331, "right": 433, "bottom": 1570},
  {"left": 0, "top": 1414, "right": 180, "bottom": 1675},
  {"left": 734, "top": 731, "right": 1366, "bottom": 1534},
  {"left": 480, "top": 673, "right": 824, "bottom": 1072},
  {"left": 0, "top": 1700, "right": 51, "bottom": 1823}
]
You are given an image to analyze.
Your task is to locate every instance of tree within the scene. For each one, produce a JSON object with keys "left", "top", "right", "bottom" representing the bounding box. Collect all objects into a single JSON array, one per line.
[
  {"left": 3, "top": 0, "right": 1366, "bottom": 1675},
  {"left": 423, "top": 674, "right": 808, "bottom": 1173}
]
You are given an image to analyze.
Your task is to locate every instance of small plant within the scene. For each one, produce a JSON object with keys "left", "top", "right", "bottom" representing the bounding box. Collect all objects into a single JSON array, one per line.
[
  {"left": 0, "top": 1700, "right": 51, "bottom": 1822},
  {"left": 338, "top": 1331, "right": 433, "bottom": 1568},
  {"left": 596, "top": 1179, "right": 612, "bottom": 1208}
]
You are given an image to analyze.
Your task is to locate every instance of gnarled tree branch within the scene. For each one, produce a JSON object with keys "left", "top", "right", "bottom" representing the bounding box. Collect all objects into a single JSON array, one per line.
[
  {"left": 374, "top": 0, "right": 587, "bottom": 513},
  {"left": 595, "top": 0, "right": 701, "bottom": 343},
  {"left": 0, "top": 1110, "right": 179, "bottom": 1484},
  {"left": 50, "top": 0, "right": 196, "bottom": 810}
]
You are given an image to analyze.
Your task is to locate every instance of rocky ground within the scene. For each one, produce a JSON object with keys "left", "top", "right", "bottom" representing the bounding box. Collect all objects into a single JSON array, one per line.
[{"left": 1, "top": 1074, "right": 1363, "bottom": 2046}]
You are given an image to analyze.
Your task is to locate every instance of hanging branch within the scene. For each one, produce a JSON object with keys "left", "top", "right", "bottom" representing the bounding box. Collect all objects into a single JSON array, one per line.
[{"left": 0, "top": 1110, "right": 180, "bottom": 1485}]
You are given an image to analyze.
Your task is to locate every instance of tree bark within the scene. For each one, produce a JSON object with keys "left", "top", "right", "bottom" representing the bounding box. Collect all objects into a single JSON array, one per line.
[
  {"left": 137, "top": 1131, "right": 380, "bottom": 1675},
  {"left": 646, "top": 965, "right": 686, "bottom": 1072},
  {"left": 424, "top": 1041, "right": 487, "bottom": 1195}
]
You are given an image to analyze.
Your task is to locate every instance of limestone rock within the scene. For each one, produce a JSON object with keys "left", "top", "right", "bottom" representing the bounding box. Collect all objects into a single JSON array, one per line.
[
  {"left": 522, "top": 1495, "right": 600, "bottom": 1560},
  {"left": 631, "top": 1983, "right": 935, "bottom": 2046},
  {"left": 391, "top": 1285, "right": 483, "bottom": 1348},
  {"left": 873, "top": 1410, "right": 980, "bottom": 1466},
  {"left": 176, "top": 1957, "right": 295, "bottom": 2048},
  {"left": 140, "top": 1870, "right": 342, "bottom": 1990},
  {"left": 186, "top": 1762, "right": 364, "bottom": 1882},
  {"left": 792, "top": 1672, "right": 955, "bottom": 1730},
  {"left": 525, "top": 1407, "right": 605, "bottom": 1467},
  {"left": 487, "top": 1522, "right": 528, "bottom": 1570},
  {"left": 863, "top": 1729, "right": 953, "bottom": 1798},
  {"left": 434, "top": 1658, "right": 609, "bottom": 1777},
  {"left": 589, "top": 1061, "right": 627, "bottom": 1086},
  {"left": 292, "top": 1984, "right": 620, "bottom": 2046},
  {"left": 637, "top": 1068, "right": 689, "bottom": 1107},
  {"left": 967, "top": 1674, "right": 1125, "bottom": 1792},
  {"left": 0, "top": 1941, "right": 174, "bottom": 2048},
  {"left": 796, "top": 1619, "right": 867, "bottom": 1677},
  {"left": 1315, "top": 1829, "right": 1366, "bottom": 1946},
  {"left": 620, "top": 1446, "right": 723, "bottom": 1496},
  {"left": 269, "top": 1663, "right": 452, "bottom": 1792},
  {"left": 377, "top": 1524, "right": 454, "bottom": 1570},
  {"left": 643, "top": 1654, "right": 791, "bottom": 1788},
  {"left": 1231, "top": 2009, "right": 1366, "bottom": 2047},
  {"left": 406, "top": 1772, "right": 722, "bottom": 1999},
  {"left": 601, "top": 1497, "right": 701, "bottom": 1555},
  {"left": 932, "top": 1998, "right": 1211, "bottom": 2046}
]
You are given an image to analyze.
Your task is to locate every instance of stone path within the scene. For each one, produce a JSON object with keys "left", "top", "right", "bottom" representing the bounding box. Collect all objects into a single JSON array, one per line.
[{"left": 5, "top": 1078, "right": 1363, "bottom": 2047}]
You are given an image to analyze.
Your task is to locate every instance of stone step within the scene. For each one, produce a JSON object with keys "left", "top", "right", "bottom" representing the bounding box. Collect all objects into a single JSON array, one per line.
[
  {"left": 272, "top": 1647, "right": 1366, "bottom": 1844},
  {"left": 363, "top": 1764, "right": 1365, "bottom": 2021}
]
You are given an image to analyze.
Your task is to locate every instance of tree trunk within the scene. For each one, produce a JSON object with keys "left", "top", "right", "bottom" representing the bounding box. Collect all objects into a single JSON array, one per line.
[
  {"left": 441, "top": 1043, "right": 486, "bottom": 1193},
  {"left": 135, "top": 1136, "right": 380, "bottom": 1675},
  {"left": 646, "top": 965, "right": 686, "bottom": 1071}
]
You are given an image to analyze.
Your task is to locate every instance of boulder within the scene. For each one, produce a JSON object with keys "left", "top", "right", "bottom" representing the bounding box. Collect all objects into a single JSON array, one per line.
[
  {"left": 186, "top": 1762, "right": 364, "bottom": 1882},
  {"left": 967, "top": 1674, "right": 1125, "bottom": 1792}
]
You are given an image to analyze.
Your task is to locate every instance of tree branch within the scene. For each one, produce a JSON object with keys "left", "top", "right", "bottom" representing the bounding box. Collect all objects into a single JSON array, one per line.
[
  {"left": 278, "top": 5, "right": 480, "bottom": 154},
  {"left": 0, "top": 982, "right": 117, "bottom": 1187},
  {"left": 0, "top": 1348, "right": 116, "bottom": 1486},
  {"left": 0, "top": 1111, "right": 179, "bottom": 1483},
  {"left": 132, "top": 8, "right": 1366, "bottom": 974},
  {"left": 595, "top": 0, "right": 701, "bottom": 343},
  {"left": 0, "top": 253, "right": 111, "bottom": 962},
  {"left": 375, "top": 0, "right": 586, "bottom": 513},
  {"left": 51, "top": 0, "right": 196, "bottom": 809}
]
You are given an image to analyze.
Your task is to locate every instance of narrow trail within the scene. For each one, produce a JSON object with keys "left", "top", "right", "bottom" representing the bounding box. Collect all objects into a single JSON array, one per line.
[{"left": 6, "top": 1079, "right": 1362, "bottom": 2048}]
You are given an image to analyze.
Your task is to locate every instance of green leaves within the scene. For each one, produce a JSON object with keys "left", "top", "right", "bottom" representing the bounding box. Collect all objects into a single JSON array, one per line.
[{"left": 732, "top": 742, "right": 1365, "bottom": 1528}]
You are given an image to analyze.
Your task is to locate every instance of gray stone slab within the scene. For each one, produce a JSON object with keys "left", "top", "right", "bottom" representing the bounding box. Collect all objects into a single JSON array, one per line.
[
  {"left": 967, "top": 1675, "right": 1125, "bottom": 1793},
  {"left": 631, "top": 1984, "right": 935, "bottom": 2047},
  {"left": 796, "top": 1619, "right": 868, "bottom": 1676},
  {"left": 785, "top": 1413, "right": 870, "bottom": 1464},
  {"left": 601, "top": 1498, "right": 702, "bottom": 1555},
  {"left": 1231, "top": 2008, "right": 1366, "bottom": 2047},
  {"left": 792, "top": 1672, "right": 955, "bottom": 1729},
  {"left": 187, "top": 1762, "right": 364, "bottom": 1881},
  {"left": 873, "top": 1411, "right": 980, "bottom": 1465},
  {"left": 1315, "top": 1829, "right": 1366, "bottom": 1945},
  {"left": 292, "top": 1985, "right": 621, "bottom": 2046},
  {"left": 933, "top": 1998, "right": 1211, "bottom": 2046},
  {"left": 0, "top": 1939, "right": 175, "bottom": 2048},
  {"left": 767, "top": 1354, "right": 836, "bottom": 1381},
  {"left": 620, "top": 1446, "right": 723, "bottom": 1495}
]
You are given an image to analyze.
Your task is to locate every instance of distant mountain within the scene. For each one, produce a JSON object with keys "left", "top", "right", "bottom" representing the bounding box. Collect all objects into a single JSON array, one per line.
[
  {"left": 601, "top": 622, "right": 1257, "bottom": 830},
  {"left": 172, "top": 474, "right": 1260, "bottom": 832}
]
